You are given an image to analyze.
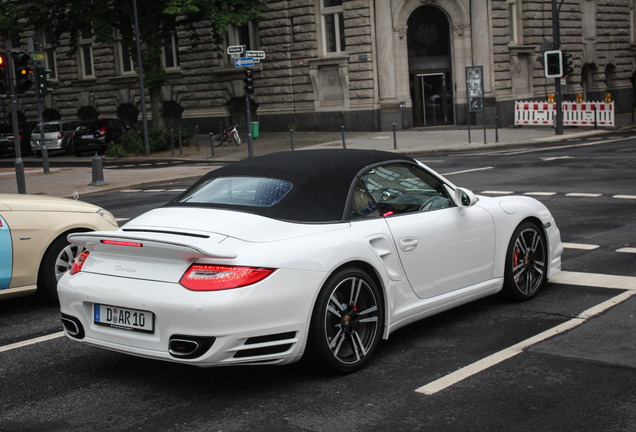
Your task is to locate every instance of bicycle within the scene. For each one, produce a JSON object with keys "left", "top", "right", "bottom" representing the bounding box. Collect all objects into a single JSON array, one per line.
[{"left": 213, "top": 123, "right": 241, "bottom": 147}]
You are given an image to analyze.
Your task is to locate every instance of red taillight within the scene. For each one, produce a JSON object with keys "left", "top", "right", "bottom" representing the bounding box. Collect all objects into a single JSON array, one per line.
[
  {"left": 100, "top": 240, "right": 143, "bottom": 247},
  {"left": 9, "top": 135, "right": 22, "bottom": 141},
  {"left": 58, "top": 132, "right": 64, "bottom": 139},
  {"left": 179, "top": 265, "right": 275, "bottom": 291},
  {"left": 70, "top": 251, "right": 90, "bottom": 275},
  {"left": 99, "top": 126, "right": 107, "bottom": 136}
]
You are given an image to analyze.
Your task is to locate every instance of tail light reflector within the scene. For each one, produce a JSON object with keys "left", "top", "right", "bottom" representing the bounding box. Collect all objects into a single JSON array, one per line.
[
  {"left": 99, "top": 126, "right": 107, "bottom": 136},
  {"left": 58, "top": 132, "right": 64, "bottom": 139},
  {"left": 180, "top": 265, "right": 275, "bottom": 291},
  {"left": 71, "top": 251, "right": 90, "bottom": 275},
  {"left": 100, "top": 240, "right": 143, "bottom": 247}
]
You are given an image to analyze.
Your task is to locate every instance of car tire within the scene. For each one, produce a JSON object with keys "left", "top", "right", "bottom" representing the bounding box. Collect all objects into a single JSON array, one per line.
[
  {"left": 65, "top": 140, "right": 73, "bottom": 154},
  {"left": 503, "top": 221, "right": 547, "bottom": 301},
  {"left": 306, "top": 267, "right": 384, "bottom": 373},
  {"left": 37, "top": 234, "right": 86, "bottom": 303}
]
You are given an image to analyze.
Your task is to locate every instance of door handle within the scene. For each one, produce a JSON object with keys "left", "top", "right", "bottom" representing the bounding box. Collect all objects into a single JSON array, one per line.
[{"left": 399, "top": 237, "right": 419, "bottom": 252}]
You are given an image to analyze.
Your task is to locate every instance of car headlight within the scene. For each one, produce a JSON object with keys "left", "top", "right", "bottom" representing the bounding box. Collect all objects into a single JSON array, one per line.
[{"left": 98, "top": 209, "right": 119, "bottom": 227}]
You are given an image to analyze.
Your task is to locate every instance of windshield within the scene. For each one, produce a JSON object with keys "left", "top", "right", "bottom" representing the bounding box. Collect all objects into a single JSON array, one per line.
[
  {"left": 176, "top": 177, "right": 292, "bottom": 207},
  {"left": 33, "top": 124, "right": 62, "bottom": 133}
]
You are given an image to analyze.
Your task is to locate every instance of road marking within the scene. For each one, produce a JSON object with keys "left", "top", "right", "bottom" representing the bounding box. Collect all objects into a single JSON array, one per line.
[
  {"left": 566, "top": 193, "right": 602, "bottom": 197},
  {"left": 121, "top": 189, "right": 142, "bottom": 192},
  {"left": 441, "top": 167, "right": 494, "bottom": 176},
  {"left": 415, "top": 272, "right": 636, "bottom": 395},
  {"left": 170, "top": 188, "right": 188, "bottom": 192},
  {"left": 617, "top": 247, "right": 636, "bottom": 254},
  {"left": 541, "top": 156, "right": 574, "bottom": 161},
  {"left": 481, "top": 191, "right": 514, "bottom": 195},
  {"left": 614, "top": 195, "right": 636, "bottom": 200},
  {"left": 0, "top": 331, "right": 65, "bottom": 354},
  {"left": 143, "top": 189, "right": 166, "bottom": 193},
  {"left": 562, "top": 243, "right": 599, "bottom": 250},
  {"left": 524, "top": 192, "right": 557, "bottom": 196}
]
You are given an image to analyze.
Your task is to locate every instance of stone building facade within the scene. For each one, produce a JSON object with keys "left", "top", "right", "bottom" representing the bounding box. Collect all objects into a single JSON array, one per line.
[{"left": 5, "top": 0, "right": 636, "bottom": 132}]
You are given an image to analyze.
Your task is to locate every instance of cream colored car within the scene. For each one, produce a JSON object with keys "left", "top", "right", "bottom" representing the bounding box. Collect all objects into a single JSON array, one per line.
[{"left": 0, "top": 193, "right": 118, "bottom": 302}]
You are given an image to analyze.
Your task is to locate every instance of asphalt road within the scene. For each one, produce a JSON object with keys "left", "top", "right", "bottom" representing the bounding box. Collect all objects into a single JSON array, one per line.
[{"left": 1, "top": 134, "right": 635, "bottom": 431}]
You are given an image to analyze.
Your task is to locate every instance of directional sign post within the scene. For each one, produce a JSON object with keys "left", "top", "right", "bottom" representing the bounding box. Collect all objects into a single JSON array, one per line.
[
  {"left": 235, "top": 57, "right": 254, "bottom": 68},
  {"left": 227, "top": 45, "right": 245, "bottom": 56}
]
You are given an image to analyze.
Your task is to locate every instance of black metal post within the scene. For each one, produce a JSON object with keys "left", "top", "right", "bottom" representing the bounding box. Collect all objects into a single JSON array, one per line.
[
  {"left": 133, "top": 0, "right": 150, "bottom": 156},
  {"left": 552, "top": 0, "right": 563, "bottom": 135},
  {"left": 210, "top": 133, "right": 215, "bottom": 157},
  {"left": 32, "top": 57, "right": 50, "bottom": 174},
  {"left": 393, "top": 123, "right": 397, "bottom": 149},
  {"left": 594, "top": 106, "right": 598, "bottom": 130},
  {"left": 495, "top": 116, "right": 499, "bottom": 143},
  {"left": 195, "top": 125, "right": 200, "bottom": 151},
  {"left": 467, "top": 109, "right": 471, "bottom": 143},
  {"left": 341, "top": 125, "right": 346, "bottom": 149},
  {"left": 170, "top": 129, "right": 174, "bottom": 155},
  {"left": 290, "top": 129, "right": 294, "bottom": 151},
  {"left": 245, "top": 94, "right": 253, "bottom": 158},
  {"left": 482, "top": 111, "right": 487, "bottom": 144},
  {"left": 5, "top": 40, "right": 26, "bottom": 194},
  {"left": 177, "top": 130, "right": 183, "bottom": 156}
]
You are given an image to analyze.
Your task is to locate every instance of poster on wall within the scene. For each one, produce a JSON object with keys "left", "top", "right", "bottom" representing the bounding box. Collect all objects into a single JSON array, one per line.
[{"left": 466, "top": 66, "right": 484, "bottom": 113}]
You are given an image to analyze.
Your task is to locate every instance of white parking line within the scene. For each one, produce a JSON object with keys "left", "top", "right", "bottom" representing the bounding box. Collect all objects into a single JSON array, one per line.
[
  {"left": 121, "top": 189, "right": 142, "bottom": 193},
  {"left": 481, "top": 191, "right": 514, "bottom": 195},
  {"left": 614, "top": 195, "right": 636, "bottom": 200},
  {"left": 524, "top": 192, "right": 557, "bottom": 196},
  {"left": 562, "top": 243, "right": 599, "bottom": 250},
  {"left": 441, "top": 167, "right": 494, "bottom": 176},
  {"left": 415, "top": 272, "right": 636, "bottom": 395},
  {"left": 0, "top": 331, "right": 65, "bottom": 354},
  {"left": 566, "top": 193, "right": 602, "bottom": 197},
  {"left": 617, "top": 247, "right": 636, "bottom": 254},
  {"left": 143, "top": 189, "right": 166, "bottom": 193}
]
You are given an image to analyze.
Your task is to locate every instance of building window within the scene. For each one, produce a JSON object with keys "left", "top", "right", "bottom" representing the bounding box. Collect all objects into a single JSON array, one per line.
[
  {"left": 508, "top": 0, "right": 518, "bottom": 44},
  {"left": 162, "top": 34, "right": 179, "bottom": 69},
  {"left": 224, "top": 22, "right": 259, "bottom": 65},
  {"left": 42, "top": 34, "right": 58, "bottom": 81},
  {"left": 321, "top": 0, "right": 346, "bottom": 54},
  {"left": 79, "top": 26, "right": 95, "bottom": 79}
]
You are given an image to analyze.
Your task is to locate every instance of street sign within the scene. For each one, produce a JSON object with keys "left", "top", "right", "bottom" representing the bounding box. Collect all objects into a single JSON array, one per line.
[
  {"left": 246, "top": 50, "right": 265, "bottom": 60},
  {"left": 227, "top": 45, "right": 245, "bottom": 55},
  {"left": 33, "top": 54, "right": 45, "bottom": 61},
  {"left": 235, "top": 57, "right": 254, "bottom": 67}
]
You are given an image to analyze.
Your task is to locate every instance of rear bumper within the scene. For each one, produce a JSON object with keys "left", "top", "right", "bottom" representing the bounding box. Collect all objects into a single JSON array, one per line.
[{"left": 57, "top": 268, "right": 325, "bottom": 367}]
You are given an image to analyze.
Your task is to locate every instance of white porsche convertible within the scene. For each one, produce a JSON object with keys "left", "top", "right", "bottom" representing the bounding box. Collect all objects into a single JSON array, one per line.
[{"left": 58, "top": 149, "right": 562, "bottom": 373}]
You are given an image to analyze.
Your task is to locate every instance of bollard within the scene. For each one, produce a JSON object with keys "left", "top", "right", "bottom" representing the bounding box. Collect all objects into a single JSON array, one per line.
[
  {"left": 594, "top": 106, "right": 598, "bottom": 130},
  {"left": 170, "top": 129, "right": 175, "bottom": 155},
  {"left": 341, "top": 125, "right": 346, "bottom": 149},
  {"left": 290, "top": 129, "right": 294, "bottom": 151},
  {"left": 495, "top": 116, "right": 499, "bottom": 143},
  {"left": 88, "top": 152, "right": 108, "bottom": 186},
  {"left": 393, "top": 123, "right": 397, "bottom": 150},
  {"left": 195, "top": 125, "right": 200, "bottom": 151},
  {"left": 210, "top": 133, "right": 215, "bottom": 157},
  {"left": 178, "top": 130, "right": 183, "bottom": 156}
]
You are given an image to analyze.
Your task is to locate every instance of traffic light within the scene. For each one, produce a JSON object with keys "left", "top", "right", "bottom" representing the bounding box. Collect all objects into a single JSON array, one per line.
[
  {"left": 243, "top": 67, "right": 254, "bottom": 94},
  {"left": 562, "top": 51, "right": 573, "bottom": 76},
  {"left": 0, "top": 54, "right": 7, "bottom": 94},
  {"left": 12, "top": 51, "right": 33, "bottom": 93},
  {"left": 544, "top": 50, "right": 562, "bottom": 78},
  {"left": 35, "top": 66, "right": 53, "bottom": 98}
]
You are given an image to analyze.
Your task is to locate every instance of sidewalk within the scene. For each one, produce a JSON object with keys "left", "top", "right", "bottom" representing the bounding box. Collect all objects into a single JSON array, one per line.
[{"left": 1, "top": 113, "right": 634, "bottom": 199}]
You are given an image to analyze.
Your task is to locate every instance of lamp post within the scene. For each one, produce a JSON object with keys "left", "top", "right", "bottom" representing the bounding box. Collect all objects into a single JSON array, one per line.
[{"left": 132, "top": 0, "right": 150, "bottom": 155}]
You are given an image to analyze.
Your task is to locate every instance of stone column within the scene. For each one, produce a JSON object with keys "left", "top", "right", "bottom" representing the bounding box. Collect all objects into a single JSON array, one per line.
[
  {"left": 375, "top": 0, "right": 401, "bottom": 130},
  {"left": 470, "top": 0, "right": 493, "bottom": 94}
]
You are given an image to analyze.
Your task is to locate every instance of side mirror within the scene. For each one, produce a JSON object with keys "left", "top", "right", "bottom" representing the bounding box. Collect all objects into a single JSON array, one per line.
[{"left": 455, "top": 187, "right": 478, "bottom": 208}]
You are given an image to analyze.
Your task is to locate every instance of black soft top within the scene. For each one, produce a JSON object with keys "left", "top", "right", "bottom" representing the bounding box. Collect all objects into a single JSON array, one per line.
[{"left": 167, "top": 149, "right": 416, "bottom": 222}]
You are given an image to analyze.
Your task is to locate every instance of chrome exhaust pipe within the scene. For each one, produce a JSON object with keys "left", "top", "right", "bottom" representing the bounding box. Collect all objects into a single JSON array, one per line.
[
  {"left": 61, "top": 314, "right": 85, "bottom": 339},
  {"left": 168, "top": 335, "right": 215, "bottom": 359}
]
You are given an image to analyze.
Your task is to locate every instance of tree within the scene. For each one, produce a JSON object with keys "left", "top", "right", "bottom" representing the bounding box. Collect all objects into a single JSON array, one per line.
[{"left": 22, "top": 0, "right": 266, "bottom": 130}]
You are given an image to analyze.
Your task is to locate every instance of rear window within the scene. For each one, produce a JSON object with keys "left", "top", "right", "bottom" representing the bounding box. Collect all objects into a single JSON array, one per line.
[
  {"left": 33, "top": 124, "right": 62, "bottom": 133},
  {"left": 76, "top": 123, "right": 98, "bottom": 131},
  {"left": 176, "top": 177, "right": 292, "bottom": 207}
]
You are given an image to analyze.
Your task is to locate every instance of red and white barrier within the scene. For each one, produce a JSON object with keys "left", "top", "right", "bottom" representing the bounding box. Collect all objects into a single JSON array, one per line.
[{"left": 515, "top": 101, "right": 614, "bottom": 127}]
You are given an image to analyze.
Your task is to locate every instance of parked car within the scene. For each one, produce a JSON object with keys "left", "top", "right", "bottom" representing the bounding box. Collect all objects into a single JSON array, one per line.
[
  {"left": 72, "top": 119, "right": 129, "bottom": 157},
  {"left": 0, "top": 123, "right": 38, "bottom": 158},
  {"left": 30, "top": 119, "right": 82, "bottom": 156},
  {"left": 0, "top": 193, "right": 118, "bottom": 303},
  {"left": 58, "top": 149, "right": 563, "bottom": 373}
]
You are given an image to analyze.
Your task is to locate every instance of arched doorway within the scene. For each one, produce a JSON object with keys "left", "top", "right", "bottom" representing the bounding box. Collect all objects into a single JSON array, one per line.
[{"left": 408, "top": 6, "right": 453, "bottom": 126}]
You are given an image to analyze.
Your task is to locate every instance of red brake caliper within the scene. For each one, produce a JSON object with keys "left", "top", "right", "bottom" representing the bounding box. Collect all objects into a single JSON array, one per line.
[{"left": 513, "top": 248, "right": 519, "bottom": 266}]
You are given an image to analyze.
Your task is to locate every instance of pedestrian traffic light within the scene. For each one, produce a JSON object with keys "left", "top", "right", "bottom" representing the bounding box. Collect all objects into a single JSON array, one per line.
[
  {"left": 562, "top": 51, "right": 573, "bottom": 76},
  {"left": 0, "top": 54, "right": 7, "bottom": 94},
  {"left": 12, "top": 51, "right": 33, "bottom": 93},
  {"left": 243, "top": 67, "right": 254, "bottom": 94},
  {"left": 544, "top": 50, "right": 562, "bottom": 79},
  {"left": 35, "top": 66, "right": 53, "bottom": 98}
]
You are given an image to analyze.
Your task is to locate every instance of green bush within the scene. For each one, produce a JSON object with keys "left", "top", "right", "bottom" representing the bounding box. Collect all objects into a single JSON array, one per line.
[
  {"left": 148, "top": 128, "right": 171, "bottom": 153},
  {"left": 105, "top": 127, "right": 196, "bottom": 157},
  {"left": 119, "top": 129, "right": 144, "bottom": 155},
  {"left": 108, "top": 142, "right": 127, "bottom": 158}
]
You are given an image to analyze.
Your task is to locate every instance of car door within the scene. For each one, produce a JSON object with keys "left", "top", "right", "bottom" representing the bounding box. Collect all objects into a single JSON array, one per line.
[
  {"left": 0, "top": 213, "right": 12, "bottom": 290},
  {"left": 360, "top": 163, "right": 495, "bottom": 299}
]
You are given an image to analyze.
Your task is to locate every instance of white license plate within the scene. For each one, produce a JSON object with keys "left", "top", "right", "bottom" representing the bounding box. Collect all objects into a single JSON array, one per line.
[
  {"left": 94, "top": 304, "right": 154, "bottom": 333},
  {"left": 81, "top": 134, "right": 94, "bottom": 139}
]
